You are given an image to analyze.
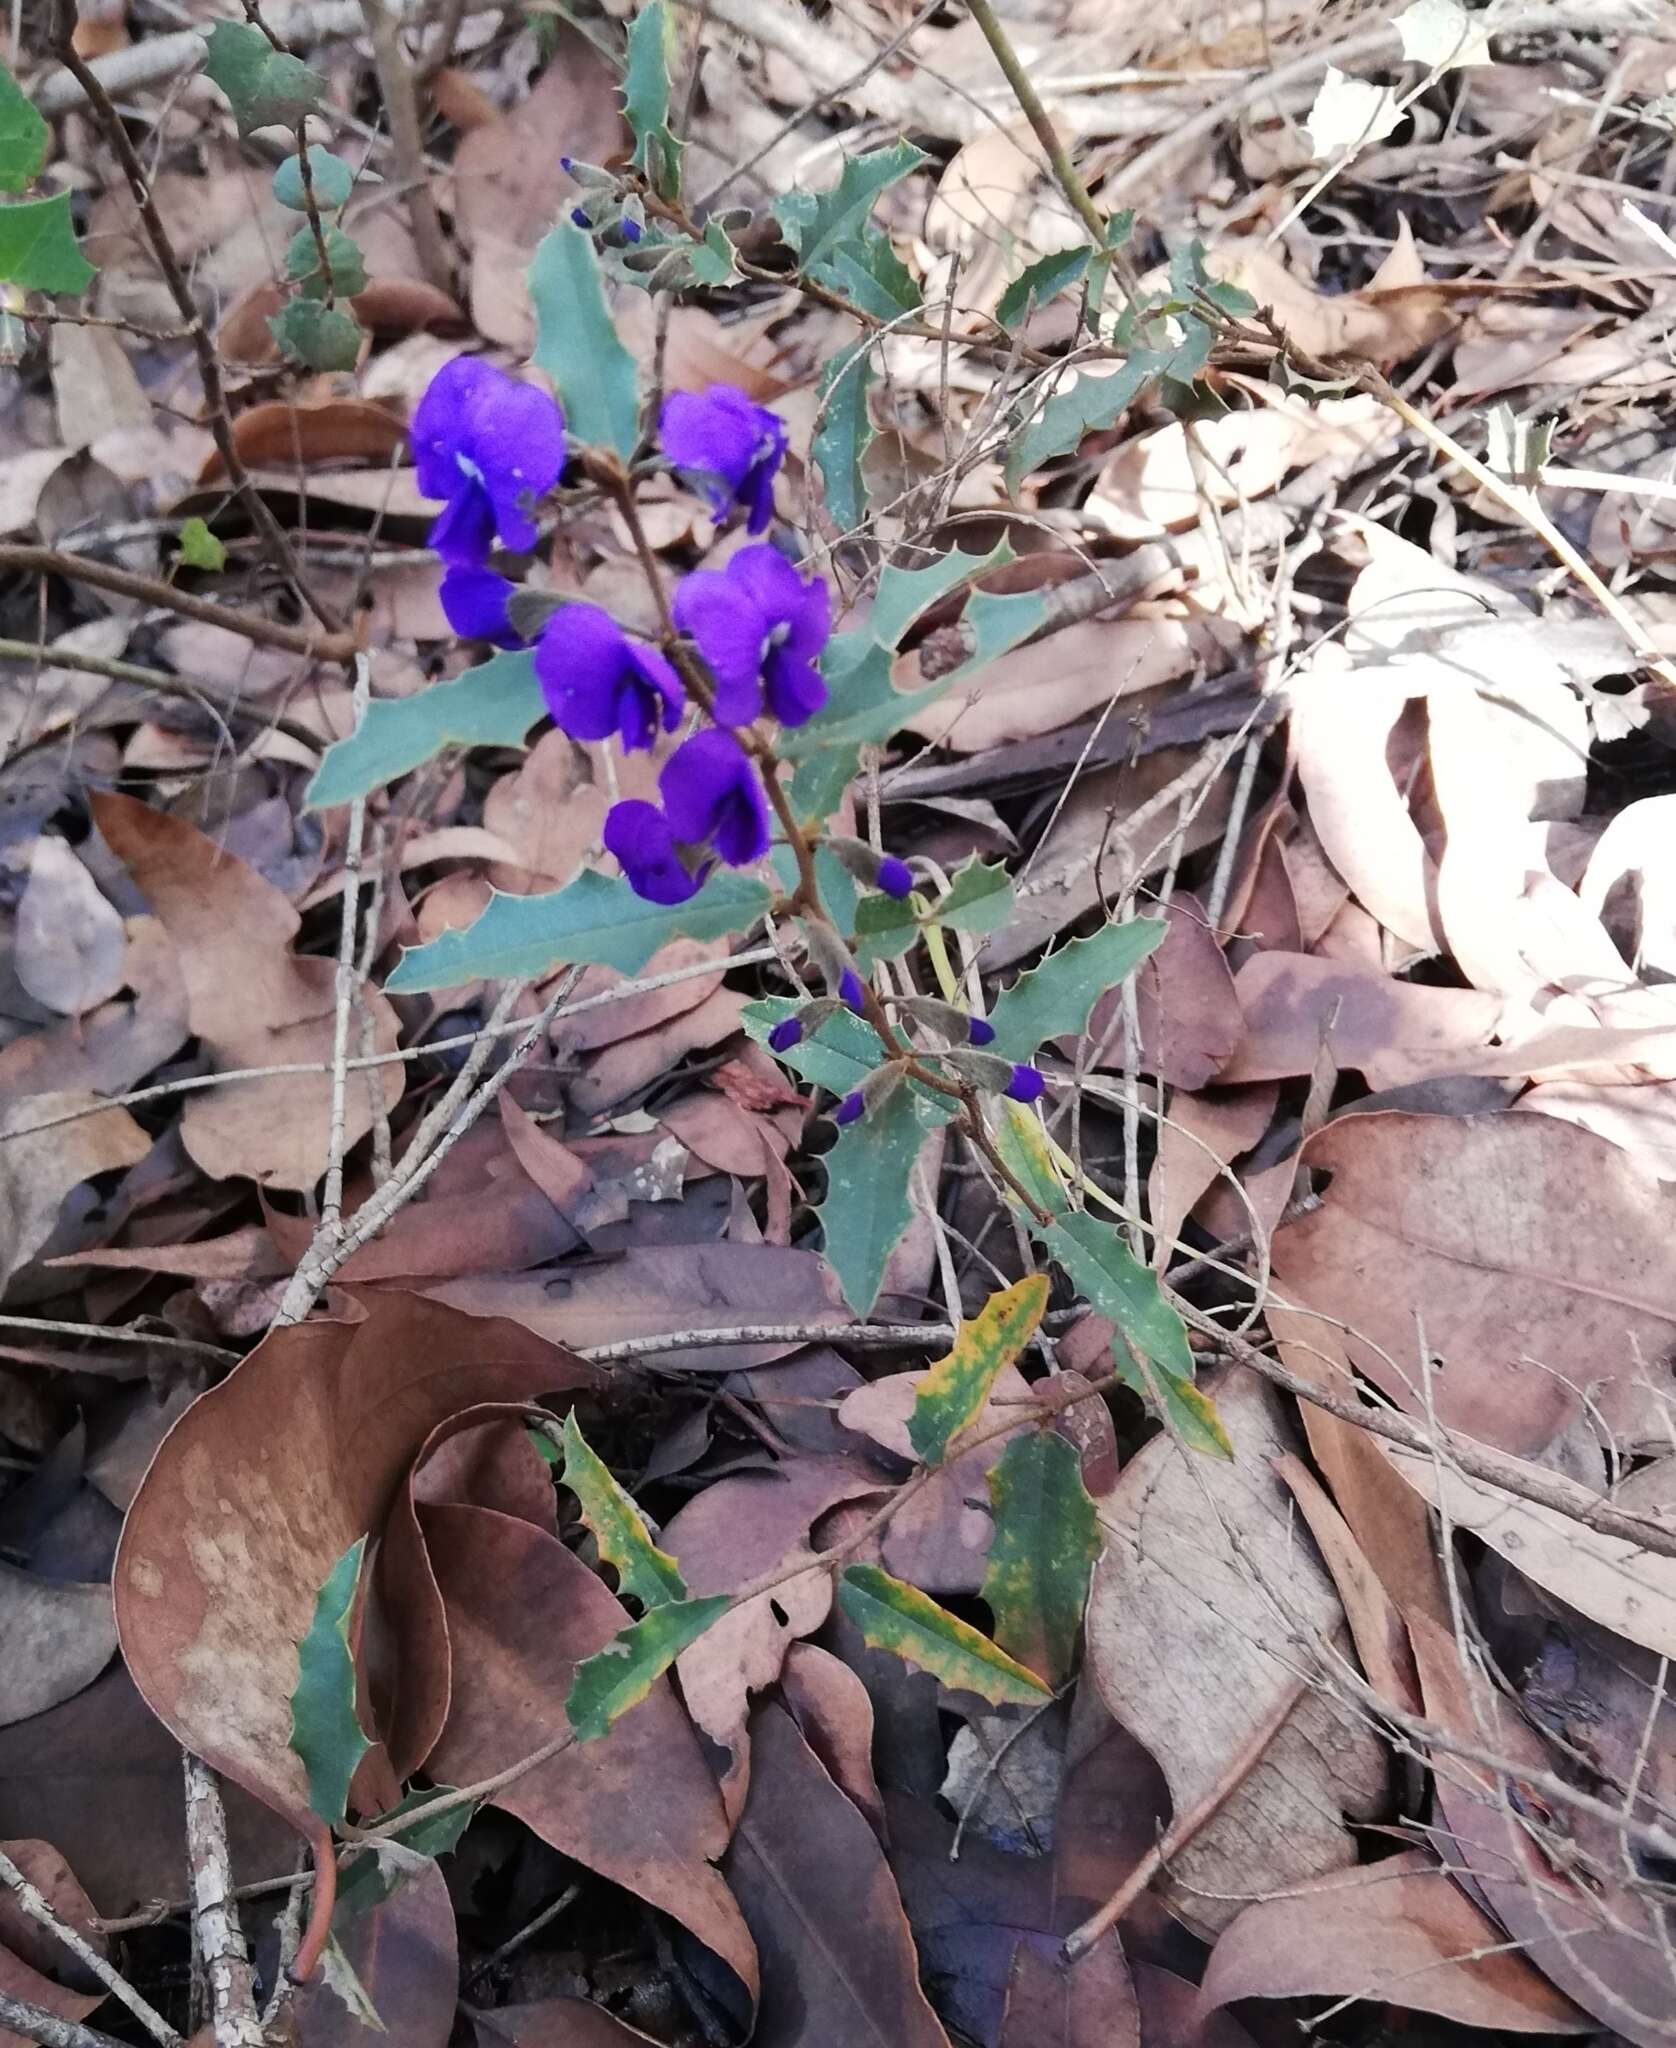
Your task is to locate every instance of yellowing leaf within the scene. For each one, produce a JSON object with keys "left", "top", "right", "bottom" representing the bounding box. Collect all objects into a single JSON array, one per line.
[
  {"left": 559, "top": 1413, "right": 687, "bottom": 1610},
  {"left": 837, "top": 1563, "right": 1050, "bottom": 1706},
  {"left": 907, "top": 1276, "right": 1049, "bottom": 1467},
  {"left": 982, "top": 1432, "right": 1099, "bottom": 1685},
  {"left": 566, "top": 1596, "right": 730, "bottom": 1741}
]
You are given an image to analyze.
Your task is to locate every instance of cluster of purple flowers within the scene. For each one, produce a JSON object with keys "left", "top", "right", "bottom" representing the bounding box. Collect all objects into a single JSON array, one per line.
[{"left": 412, "top": 355, "right": 832, "bottom": 906}]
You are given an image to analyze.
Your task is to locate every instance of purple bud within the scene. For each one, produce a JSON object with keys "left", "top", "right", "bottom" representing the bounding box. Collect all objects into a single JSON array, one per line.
[
  {"left": 1004, "top": 1064, "right": 1046, "bottom": 1104},
  {"left": 968, "top": 1016, "right": 996, "bottom": 1047},
  {"left": 833, "top": 1090, "right": 865, "bottom": 1126},
  {"left": 560, "top": 155, "right": 573, "bottom": 172},
  {"left": 876, "top": 855, "right": 913, "bottom": 900},
  {"left": 768, "top": 1017, "right": 803, "bottom": 1054},
  {"left": 622, "top": 218, "right": 643, "bottom": 243},
  {"left": 571, "top": 207, "right": 591, "bottom": 229},
  {"left": 838, "top": 968, "right": 865, "bottom": 1013}
]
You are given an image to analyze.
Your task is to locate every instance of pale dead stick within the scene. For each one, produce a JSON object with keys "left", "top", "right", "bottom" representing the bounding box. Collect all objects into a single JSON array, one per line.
[{"left": 0, "top": 1847, "right": 180, "bottom": 2047}]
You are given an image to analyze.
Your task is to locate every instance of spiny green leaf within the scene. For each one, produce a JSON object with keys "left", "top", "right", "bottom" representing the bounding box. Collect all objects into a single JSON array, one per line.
[
  {"left": 202, "top": 20, "right": 326, "bottom": 136},
  {"left": 306, "top": 649, "right": 545, "bottom": 810},
  {"left": 867, "top": 538, "right": 1015, "bottom": 651},
  {"left": 940, "top": 583, "right": 1055, "bottom": 683},
  {"left": 934, "top": 856, "right": 1012, "bottom": 938},
  {"left": 566, "top": 1595, "right": 729, "bottom": 1741},
  {"left": 386, "top": 868, "right": 771, "bottom": 991},
  {"left": 744, "top": 998, "right": 884, "bottom": 1095},
  {"left": 982, "top": 1431, "right": 1098, "bottom": 1685},
  {"left": 818, "top": 1080, "right": 956, "bottom": 1315},
  {"left": 623, "top": 0, "right": 682, "bottom": 198},
  {"left": 334, "top": 1790, "right": 473, "bottom": 1923},
  {"left": 775, "top": 140, "right": 928, "bottom": 271},
  {"left": 269, "top": 295, "right": 361, "bottom": 371},
  {"left": 1003, "top": 348, "right": 1161, "bottom": 496},
  {"left": 996, "top": 245, "right": 1091, "bottom": 329},
  {"left": 837, "top": 1563, "right": 1050, "bottom": 1705},
  {"left": 688, "top": 218, "right": 739, "bottom": 286},
  {"left": 815, "top": 230, "right": 921, "bottom": 321},
  {"left": 813, "top": 339, "right": 874, "bottom": 537},
  {"left": 985, "top": 917, "right": 1166, "bottom": 1063},
  {"left": 173, "top": 516, "right": 226, "bottom": 573},
  {"left": 0, "top": 192, "right": 94, "bottom": 295},
  {"left": 560, "top": 1413, "right": 687, "bottom": 1610},
  {"left": 908, "top": 1274, "right": 1049, "bottom": 1466},
  {"left": 289, "top": 1537, "right": 371, "bottom": 1826},
  {"left": 0, "top": 60, "right": 48, "bottom": 194},
  {"left": 529, "top": 222, "right": 640, "bottom": 460},
  {"left": 1042, "top": 1208, "right": 1192, "bottom": 1383},
  {"left": 273, "top": 145, "right": 353, "bottom": 212}
]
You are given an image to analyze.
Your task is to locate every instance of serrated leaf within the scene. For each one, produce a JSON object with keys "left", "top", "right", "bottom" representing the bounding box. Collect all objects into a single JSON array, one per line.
[
  {"left": 273, "top": 145, "right": 354, "bottom": 211},
  {"left": 852, "top": 890, "right": 920, "bottom": 970},
  {"left": 202, "top": 20, "right": 326, "bottom": 135},
  {"left": 838, "top": 1563, "right": 1050, "bottom": 1705},
  {"left": 982, "top": 1431, "right": 1098, "bottom": 1685},
  {"left": 867, "top": 538, "right": 1014, "bottom": 650},
  {"left": 566, "top": 1595, "right": 730, "bottom": 1741},
  {"left": 689, "top": 218, "right": 739, "bottom": 286},
  {"left": 529, "top": 222, "right": 640, "bottom": 459},
  {"left": 813, "top": 340, "right": 874, "bottom": 537},
  {"left": 908, "top": 1275, "right": 1049, "bottom": 1466},
  {"left": 940, "top": 584, "right": 1055, "bottom": 683},
  {"left": 996, "top": 245, "right": 1091, "bottom": 329},
  {"left": 623, "top": 0, "right": 683, "bottom": 198},
  {"left": 1042, "top": 1207, "right": 1191, "bottom": 1382},
  {"left": 560, "top": 1413, "right": 687, "bottom": 1610},
  {"left": 386, "top": 868, "right": 771, "bottom": 991},
  {"left": 934, "top": 856, "right": 1012, "bottom": 937},
  {"left": 335, "top": 1792, "right": 473, "bottom": 1923},
  {"left": 286, "top": 223, "right": 367, "bottom": 297},
  {"left": 990, "top": 1097, "right": 1074, "bottom": 1216},
  {"left": 1394, "top": 0, "right": 1491, "bottom": 70},
  {"left": 0, "top": 60, "right": 47, "bottom": 195},
  {"left": 816, "top": 230, "right": 922, "bottom": 321},
  {"left": 0, "top": 191, "right": 94, "bottom": 295},
  {"left": 985, "top": 917, "right": 1166, "bottom": 1063},
  {"left": 269, "top": 295, "right": 361, "bottom": 371},
  {"left": 1167, "top": 241, "right": 1255, "bottom": 323},
  {"left": 173, "top": 516, "right": 226, "bottom": 573},
  {"left": 289, "top": 1537, "right": 371, "bottom": 1827},
  {"left": 818, "top": 1079, "right": 956, "bottom": 1314},
  {"left": 1303, "top": 66, "right": 1402, "bottom": 159},
  {"left": 1003, "top": 349, "right": 1160, "bottom": 496},
  {"left": 775, "top": 140, "right": 929, "bottom": 272},
  {"left": 743, "top": 998, "right": 884, "bottom": 1094},
  {"left": 307, "top": 649, "right": 545, "bottom": 809}
]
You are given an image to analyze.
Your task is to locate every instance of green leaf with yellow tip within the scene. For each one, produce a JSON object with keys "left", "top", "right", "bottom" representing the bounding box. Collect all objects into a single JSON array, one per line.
[
  {"left": 907, "top": 1275, "right": 1049, "bottom": 1467},
  {"left": 982, "top": 1431, "right": 1098, "bottom": 1685},
  {"left": 838, "top": 1564, "right": 1050, "bottom": 1706},
  {"left": 559, "top": 1413, "right": 686, "bottom": 1610},
  {"left": 566, "top": 1595, "right": 730, "bottom": 1741}
]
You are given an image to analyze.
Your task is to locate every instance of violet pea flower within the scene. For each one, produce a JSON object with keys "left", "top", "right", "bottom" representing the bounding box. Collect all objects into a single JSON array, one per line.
[
  {"left": 603, "top": 799, "right": 703, "bottom": 906},
  {"left": 660, "top": 728, "right": 772, "bottom": 867},
  {"left": 535, "top": 603, "right": 684, "bottom": 752},
  {"left": 439, "top": 565, "right": 522, "bottom": 647},
  {"left": 672, "top": 543, "right": 830, "bottom": 729},
  {"left": 659, "top": 384, "right": 788, "bottom": 534},
  {"left": 411, "top": 356, "right": 566, "bottom": 566}
]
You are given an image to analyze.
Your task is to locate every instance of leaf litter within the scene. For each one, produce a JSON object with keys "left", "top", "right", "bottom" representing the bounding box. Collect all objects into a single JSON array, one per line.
[{"left": 9, "top": 2, "right": 1676, "bottom": 2044}]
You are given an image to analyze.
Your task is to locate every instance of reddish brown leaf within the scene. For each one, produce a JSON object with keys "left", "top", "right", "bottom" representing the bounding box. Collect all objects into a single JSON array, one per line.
[
  {"left": 1000, "top": 1931, "right": 1138, "bottom": 2048},
  {"left": 113, "top": 1292, "right": 592, "bottom": 1836},
  {"left": 422, "top": 1503, "right": 758, "bottom": 2002},
  {"left": 725, "top": 1705, "right": 950, "bottom": 2046},
  {"left": 779, "top": 1642, "right": 885, "bottom": 1839},
  {"left": 203, "top": 399, "right": 406, "bottom": 479},
  {"left": 292, "top": 1858, "right": 457, "bottom": 2048}
]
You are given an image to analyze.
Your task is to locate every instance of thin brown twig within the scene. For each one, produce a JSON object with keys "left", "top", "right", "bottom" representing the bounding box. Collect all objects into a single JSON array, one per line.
[
  {"left": 48, "top": 2, "right": 345, "bottom": 641},
  {"left": 0, "top": 1848, "right": 181, "bottom": 2048},
  {"left": 0, "top": 1992, "right": 129, "bottom": 2048},
  {"left": 358, "top": 0, "right": 454, "bottom": 293},
  {"left": 0, "top": 546, "right": 357, "bottom": 663},
  {"left": 0, "top": 635, "right": 322, "bottom": 751}
]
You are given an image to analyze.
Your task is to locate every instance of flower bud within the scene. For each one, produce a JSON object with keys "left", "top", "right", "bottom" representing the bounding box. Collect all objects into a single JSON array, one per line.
[
  {"left": 560, "top": 157, "right": 619, "bottom": 189},
  {"left": 768, "top": 1018, "right": 803, "bottom": 1053},
  {"left": 833, "top": 1090, "right": 865, "bottom": 1126},
  {"left": 876, "top": 855, "right": 914, "bottom": 899},
  {"left": 826, "top": 834, "right": 917, "bottom": 901},
  {"left": 570, "top": 207, "right": 592, "bottom": 230},
  {"left": 838, "top": 968, "right": 865, "bottom": 1013},
  {"left": 1005, "top": 1063, "right": 1046, "bottom": 1104},
  {"left": 968, "top": 1016, "right": 996, "bottom": 1046}
]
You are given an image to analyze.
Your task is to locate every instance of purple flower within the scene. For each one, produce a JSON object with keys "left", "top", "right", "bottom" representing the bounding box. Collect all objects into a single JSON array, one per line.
[
  {"left": 660, "top": 728, "right": 771, "bottom": 867},
  {"left": 412, "top": 357, "right": 566, "bottom": 566},
  {"left": 968, "top": 1015, "right": 996, "bottom": 1047},
  {"left": 877, "top": 856, "right": 913, "bottom": 900},
  {"left": 833, "top": 1090, "right": 865, "bottom": 1126},
  {"left": 604, "top": 800, "right": 703, "bottom": 906},
  {"left": 440, "top": 564, "right": 521, "bottom": 647},
  {"left": 660, "top": 384, "right": 788, "bottom": 535},
  {"left": 672, "top": 544, "right": 830, "bottom": 728},
  {"left": 535, "top": 603, "right": 684, "bottom": 751},
  {"left": 1005, "top": 1064, "right": 1046, "bottom": 1103},
  {"left": 838, "top": 969, "right": 865, "bottom": 1014},
  {"left": 768, "top": 1017, "right": 803, "bottom": 1053}
]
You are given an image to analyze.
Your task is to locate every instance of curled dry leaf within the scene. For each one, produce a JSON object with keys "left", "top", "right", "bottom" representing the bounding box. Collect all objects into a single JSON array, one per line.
[
  {"left": 0, "top": 1090, "right": 149, "bottom": 1293},
  {"left": 422, "top": 1502, "right": 758, "bottom": 2003},
  {"left": 1085, "top": 1369, "right": 1385, "bottom": 1935},
  {"left": 91, "top": 792, "right": 403, "bottom": 1191},
  {"left": 1196, "top": 1849, "right": 1588, "bottom": 2033},
  {"left": 1270, "top": 1110, "right": 1676, "bottom": 1454},
  {"left": 0, "top": 1568, "right": 117, "bottom": 1729},
  {"left": 13, "top": 836, "right": 126, "bottom": 1018},
  {"left": 113, "top": 1290, "right": 594, "bottom": 1840}
]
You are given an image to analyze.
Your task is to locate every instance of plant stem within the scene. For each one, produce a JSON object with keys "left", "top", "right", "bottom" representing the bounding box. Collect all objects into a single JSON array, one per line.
[{"left": 358, "top": 0, "right": 454, "bottom": 294}]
